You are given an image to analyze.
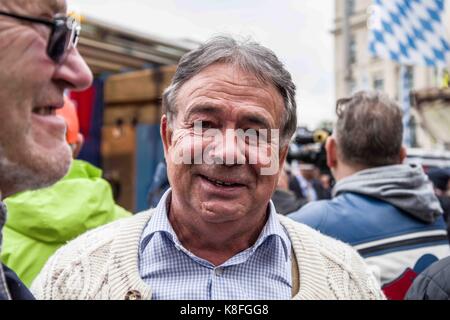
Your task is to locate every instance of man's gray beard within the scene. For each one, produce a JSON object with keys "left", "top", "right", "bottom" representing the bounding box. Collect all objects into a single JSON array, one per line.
[{"left": 0, "top": 146, "right": 71, "bottom": 196}]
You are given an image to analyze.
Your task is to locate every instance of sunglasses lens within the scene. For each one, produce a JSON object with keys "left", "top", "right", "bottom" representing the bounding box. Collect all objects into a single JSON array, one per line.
[{"left": 47, "top": 26, "right": 70, "bottom": 62}]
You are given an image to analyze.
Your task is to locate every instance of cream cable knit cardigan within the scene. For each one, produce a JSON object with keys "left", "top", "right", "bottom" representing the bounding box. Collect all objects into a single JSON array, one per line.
[{"left": 31, "top": 210, "right": 385, "bottom": 300}]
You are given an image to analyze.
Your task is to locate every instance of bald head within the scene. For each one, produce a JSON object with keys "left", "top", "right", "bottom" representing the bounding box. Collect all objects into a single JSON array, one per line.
[
  {"left": 0, "top": 0, "right": 67, "bottom": 17},
  {"left": 0, "top": 0, "right": 93, "bottom": 197}
]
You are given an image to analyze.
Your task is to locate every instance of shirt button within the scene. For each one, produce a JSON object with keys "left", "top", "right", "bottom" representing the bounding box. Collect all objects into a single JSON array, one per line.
[
  {"left": 214, "top": 267, "right": 224, "bottom": 276},
  {"left": 125, "top": 290, "right": 142, "bottom": 300}
]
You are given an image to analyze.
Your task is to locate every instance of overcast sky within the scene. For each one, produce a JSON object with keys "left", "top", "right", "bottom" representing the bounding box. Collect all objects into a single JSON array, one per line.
[{"left": 69, "top": 0, "right": 336, "bottom": 129}]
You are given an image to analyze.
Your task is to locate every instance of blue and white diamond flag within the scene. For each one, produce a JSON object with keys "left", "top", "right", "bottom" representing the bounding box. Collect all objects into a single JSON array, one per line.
[{"left": 368, "top": 0, "right": 450, "bottom": 67}]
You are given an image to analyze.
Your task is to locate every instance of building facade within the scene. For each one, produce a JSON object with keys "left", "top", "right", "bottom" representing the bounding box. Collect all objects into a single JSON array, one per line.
[{"left": 333, "top": 0, "right": 450, "bottom": 148}]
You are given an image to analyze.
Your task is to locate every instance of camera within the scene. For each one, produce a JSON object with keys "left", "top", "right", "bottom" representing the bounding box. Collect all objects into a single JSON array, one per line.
[{"left": 287, "top": 127, "right": 330, "bottom": 174}]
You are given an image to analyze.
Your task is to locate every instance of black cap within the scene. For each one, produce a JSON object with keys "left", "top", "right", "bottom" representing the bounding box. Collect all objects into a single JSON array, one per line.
[{"left": 427, "top": 168, "right": 450, "bottom": 191}]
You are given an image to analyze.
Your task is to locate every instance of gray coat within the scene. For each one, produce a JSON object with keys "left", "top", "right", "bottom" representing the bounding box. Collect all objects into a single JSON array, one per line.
[{"left": 406, "top": 256, "right": 450, "bottom": 300}]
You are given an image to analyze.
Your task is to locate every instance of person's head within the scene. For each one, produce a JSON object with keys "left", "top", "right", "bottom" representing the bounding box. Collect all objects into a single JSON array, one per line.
[
  {"left": 320, "top": 174, "right": 331, "bottom": 190},
  {"left": 56, "top": 96, "right": 84, "bottom": 158},
  {"left": 299, "top": 163, "right": 316, "bottom": 181},
  {"left": 427, "top": 168, "right": 450, "bottom": 196},
  {"left": 0, "top": 0, "right": 93, "bottom": 197},
  {"left": 160, "top": 35, "right": 297, "bottom": 226},
  {"left": 326, "top": 90, "right": 406, "bottom": 181}
]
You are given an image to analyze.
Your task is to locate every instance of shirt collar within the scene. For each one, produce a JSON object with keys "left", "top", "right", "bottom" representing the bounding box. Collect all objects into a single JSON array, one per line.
[
  {"left": 140, "top": 189, "right": 177, "bottom": 252},
  {"left": 296, "top": 174, "right": 309, "bottom": 188},
  {"left": 259, "top": 200, "right": 291, "bottom": 261},
  {"left": 141, "top": 188, "right": 291, "bottom": 262}
]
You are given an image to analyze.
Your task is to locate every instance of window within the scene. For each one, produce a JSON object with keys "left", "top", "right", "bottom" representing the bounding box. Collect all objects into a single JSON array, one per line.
[
  {"left": 350, "top": 78, "right": 358, "bottom": 94},
  {"left": 347, "top": 0, "right": 356, "bottom": 16},
  {"left": 404, "top": 66, "right": 414, "bottom": 91},
  {"left": 433, "top": 67, "right": 449, "bottom": 87},
  {"left": 444, "top": 69, "right": 449, "bottom": 87},
  {"left": 349, "top": 35, "right": 357, "bottom": 64},
  {"left": 372, "top": 73, "right": 384, "bottom": 91}
]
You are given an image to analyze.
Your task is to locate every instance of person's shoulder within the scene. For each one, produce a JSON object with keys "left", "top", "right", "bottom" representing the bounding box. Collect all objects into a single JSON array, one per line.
[
  {"left": 2, "top": 264, "right": 35, "bottom": 300},
  {"left": 422, "top": 256, "right": 450, "bottom": 276},
  {"left": 280, "top": 214, "right": 352, "bottom": 252},
  {"left": 62, "top": 210, "right": 150, "bottom": 247},
  {"left": 279, "top": 216, "right": 385, "bottom": 299},
  {"left": 406, "top": 256, "right": 450, "bottom": 300},
  {"left": 287, "top": 199, "right": 330, "bottom": 228},
  {"left": 30, "top": 210, "right": 153, "bottom": 299},
  {"left": 50, "top": 209, "right": 151, "bottom": 259},
  {"left": 280, "top": 214, "right": 357, "bottom": 257}
]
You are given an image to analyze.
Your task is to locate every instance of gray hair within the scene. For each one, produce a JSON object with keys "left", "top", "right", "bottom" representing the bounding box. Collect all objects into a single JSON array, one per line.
[
  {"left": 162, "top": 35, "right": 297, "bottom": 145},
  {"left": 335, "top": 90, "right": 403, "bottom": 167}
]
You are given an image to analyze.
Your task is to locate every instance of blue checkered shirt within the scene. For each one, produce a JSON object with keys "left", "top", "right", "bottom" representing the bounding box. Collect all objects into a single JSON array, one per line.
[{"left": 139, "top": 189, "right": 292, "bottom": 300}]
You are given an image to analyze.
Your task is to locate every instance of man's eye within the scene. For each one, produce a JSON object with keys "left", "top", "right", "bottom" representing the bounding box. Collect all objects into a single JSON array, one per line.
[
  {"left": 191, "top": 120, "right": 214, "bottom": 130},
  {"left": 237, "top": 129, "right": 258, "bottom": 145},
  {"left": 201, "top": 121, "right": 215, "bottom": 129},
  {"left": 245, "top": 129, "right": 270, "bottom": 143},
  {"left": 244, "top": 129, "right": 262, "bottom": 138},
  {"left": 248, "top": 129, "right": 259, "bottom": 135}
]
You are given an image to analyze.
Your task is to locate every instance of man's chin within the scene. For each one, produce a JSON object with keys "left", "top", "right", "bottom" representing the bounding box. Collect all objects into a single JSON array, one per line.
[
  {"left": 0, "top": 145, "right": 72, "bottom": 196},
  {"left": 37, "top": 148, "right": 72, "bottom": 187},
  {"left": 199, "top": 201, "right": 247, "bottom": 223},
  {"left": 35, "top": 159, "right": 71, "bottom": 189}
]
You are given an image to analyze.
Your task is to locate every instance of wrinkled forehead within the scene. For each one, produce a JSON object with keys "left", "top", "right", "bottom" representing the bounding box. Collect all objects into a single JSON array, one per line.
[{"left": 0, "top": 0, "right": 67, "bottom": 15}]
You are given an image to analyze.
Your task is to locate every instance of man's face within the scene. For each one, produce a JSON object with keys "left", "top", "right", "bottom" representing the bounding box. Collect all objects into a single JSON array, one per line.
[
  {"left": 0, "top": 0, "right": 92, "bottom": 196},
  {"left": 162, "top": 62, "right": 287, "bottom": 225},
  {"left": 300, "top": 167, "right": 315, "bottom": 181}
]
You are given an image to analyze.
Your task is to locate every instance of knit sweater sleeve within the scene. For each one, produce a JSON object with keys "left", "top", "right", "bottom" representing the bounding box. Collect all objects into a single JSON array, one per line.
[
  {"left": 310, "top": 227, "right": 386, "bottom": 300},
  {"left": 337, "top": 242, "right": 386, "bottom": 300},
  {"left": 279, "top": 215, "right": 386, "bottom": 300},
  {"left": 31, "top": 221, "right": 119, "bottom": 300}
]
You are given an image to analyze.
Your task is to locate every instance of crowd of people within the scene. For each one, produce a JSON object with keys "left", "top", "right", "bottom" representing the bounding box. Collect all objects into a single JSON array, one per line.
[{"left": 0, "top": 0, "right": 449, "bottom": 300}]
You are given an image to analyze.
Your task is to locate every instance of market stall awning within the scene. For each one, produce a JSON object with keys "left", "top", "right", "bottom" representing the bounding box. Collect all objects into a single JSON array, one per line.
[{"left": 78, "top": 15, "right": 199, "bottom": 75}]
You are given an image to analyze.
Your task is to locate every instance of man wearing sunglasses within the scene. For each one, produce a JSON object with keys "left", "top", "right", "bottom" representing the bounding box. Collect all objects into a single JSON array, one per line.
[{"left": 0, "top": 0, "right": 92, "bottom": 300}]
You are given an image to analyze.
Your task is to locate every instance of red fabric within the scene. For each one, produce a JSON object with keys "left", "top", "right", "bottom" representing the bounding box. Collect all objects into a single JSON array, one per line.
[
  {"left": 69, "top": 86, "right": 96, "bottom": 139},
  {"left": 56, "top": 97, "right": 79, "bottom": 145},
  {"left": 382, "top": 268, "right": 417, "bottom": 300}
]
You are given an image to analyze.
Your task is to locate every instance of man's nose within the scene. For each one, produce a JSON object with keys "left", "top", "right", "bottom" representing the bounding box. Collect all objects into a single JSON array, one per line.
[
  {"left": 212, "top": 131, "right": 246, "bottom": 166},
  {"left": 52, "top": 48, "right": 93, "bottom": 91}
]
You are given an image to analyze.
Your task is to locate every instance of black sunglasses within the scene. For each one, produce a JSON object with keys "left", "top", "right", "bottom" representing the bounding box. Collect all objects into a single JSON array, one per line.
[{"left": 0, "top": 11, "right": 81, "bottom": 63}]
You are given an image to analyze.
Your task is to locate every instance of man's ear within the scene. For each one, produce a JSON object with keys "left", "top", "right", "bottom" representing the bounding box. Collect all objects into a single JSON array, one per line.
[
  {"left": 325, "top": 136, "right": 338, "bottom": 169},
  {"left": 271, "top": 144, "right": 289, "bottom": 190},
  {"left": 399, "top": 146, "right": 407, "bottom": 164},
  {"left": 72, "top": 133, "right": 84, "bottom": 159},
  {"left": 160, "top": 115, "right": 172, "bottom": 157},
  {"left": 279, "top": 144, "right": 289, "bottom": 168}
]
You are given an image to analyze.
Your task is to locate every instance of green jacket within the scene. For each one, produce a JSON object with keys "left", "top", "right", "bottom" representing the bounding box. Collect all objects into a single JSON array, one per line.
[{"left": 0, "top": 160, "right": 131, "bottom": 287}]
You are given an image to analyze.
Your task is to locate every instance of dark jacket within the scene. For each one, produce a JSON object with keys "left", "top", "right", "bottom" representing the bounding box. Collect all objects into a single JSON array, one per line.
[
  {"left": 0, "top": 264, "right": 34, "bottom": 300},
  {"left": 289, "top": 164, "right": 450, "bottom": 300},
  {"left": 288, "top": 175, "right": 329, "bottom": 201},
  {"left": 437, "top": 195, "right": 450, "bottom": 244},
  {"left": 271, "top": 189, "right": 307, "bottom": 215},
  {"left": 405, "top": 256, "right": 450, "bottom": 300}
]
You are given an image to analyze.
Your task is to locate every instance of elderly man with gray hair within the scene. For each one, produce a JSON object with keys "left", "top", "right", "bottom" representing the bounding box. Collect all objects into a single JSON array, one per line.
[
  {"left": 32, "top": 36, "right": 383, "bottom": 300},
  {"left": 289, "top": 90, "right": 450, "bottom": 300}
]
